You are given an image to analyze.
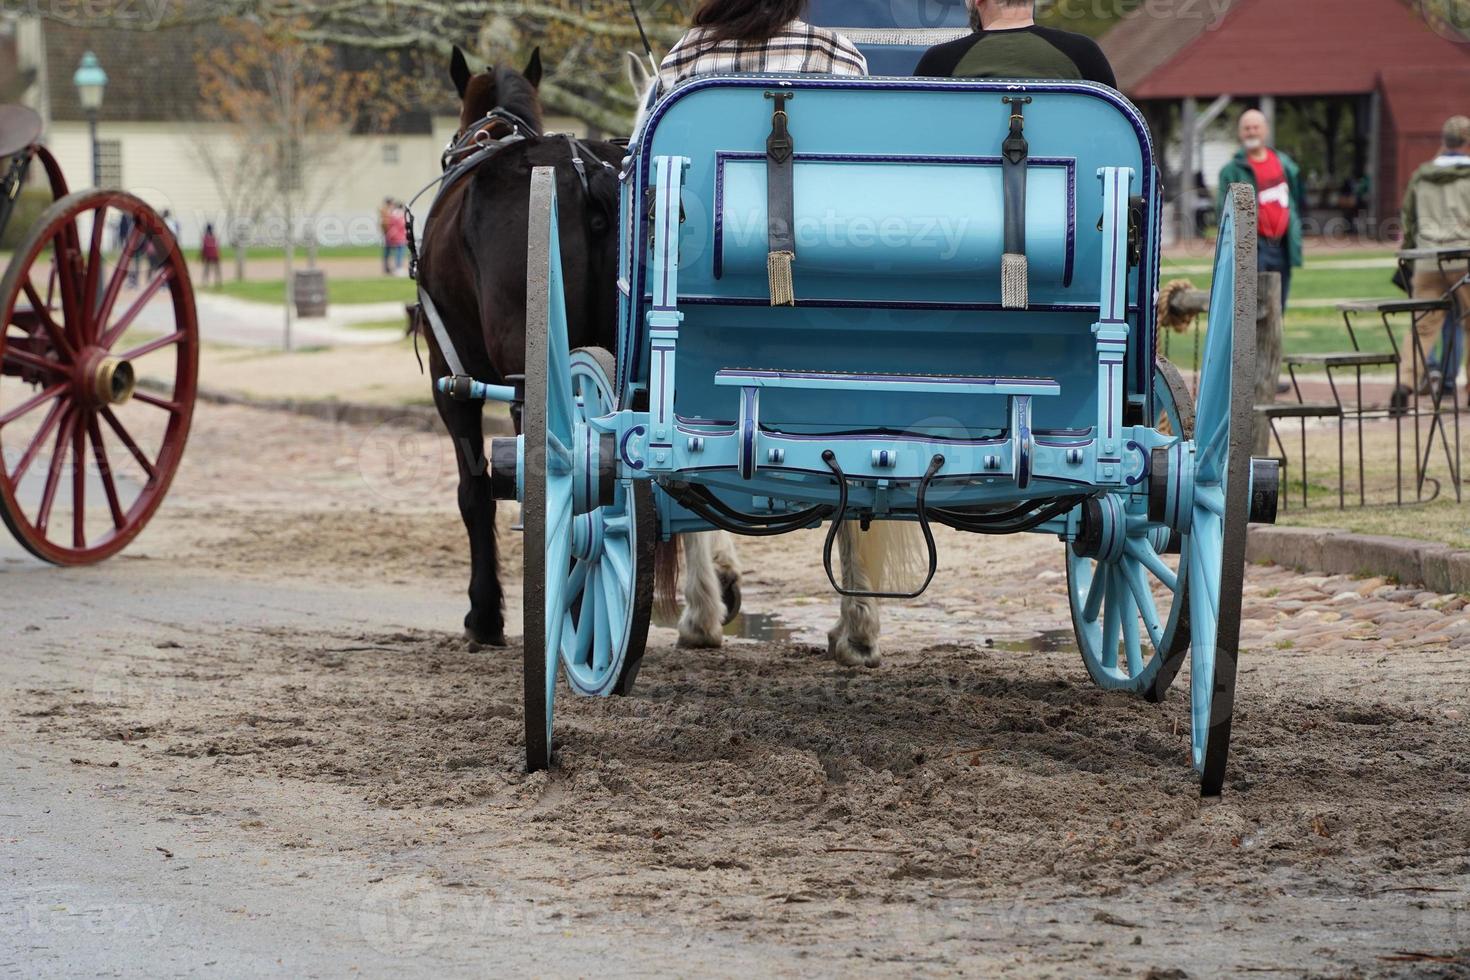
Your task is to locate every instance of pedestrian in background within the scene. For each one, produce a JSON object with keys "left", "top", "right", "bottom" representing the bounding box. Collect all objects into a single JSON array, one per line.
[
  {"left": 1217, "top": 109, "right": 1306, "bottom": 314},
  {"left": 200, "top": 222, "right": 223, "bottom": 288},
  {"left": 378, "top": 197, "right": 394, "bottom": 274},
  {"left": 1401, "top": 115, "right": 1470, "bottom": 402},
  {"left": 385, "top": 202, "right": 408, "bottom": 276}
]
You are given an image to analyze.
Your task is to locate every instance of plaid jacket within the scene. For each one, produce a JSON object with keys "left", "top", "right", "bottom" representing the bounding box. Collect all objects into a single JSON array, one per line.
[{"left": 657, "top": 20, "right": 868, "bottom": 93}]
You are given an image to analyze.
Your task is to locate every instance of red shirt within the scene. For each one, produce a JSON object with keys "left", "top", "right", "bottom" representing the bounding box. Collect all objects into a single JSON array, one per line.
[{"left": 1248, "top": 149, "right": 1292, "bottom": 240}]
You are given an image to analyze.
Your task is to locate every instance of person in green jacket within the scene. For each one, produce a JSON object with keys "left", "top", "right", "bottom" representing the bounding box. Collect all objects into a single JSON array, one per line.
[
  {"left": 1216, "top": 109, "right": 1306, "bottom": 313},
  {"left": 1401, "top": 115, "right": 1470, "bottom": 399}
]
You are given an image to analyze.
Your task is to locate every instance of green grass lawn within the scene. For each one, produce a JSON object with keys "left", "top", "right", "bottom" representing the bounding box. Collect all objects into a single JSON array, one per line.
[
  {"left": 211, "top": 277, "right": 417, "bottom": 306},
  {"left": 183, "top": 245, "right": 384, "bottom": 263},
  {"left": 1165, "top": 265, "right": 1400, "bottom": 304},
  {"left": 1157, "top": 260, "right": 1424, "bottom": 373}
]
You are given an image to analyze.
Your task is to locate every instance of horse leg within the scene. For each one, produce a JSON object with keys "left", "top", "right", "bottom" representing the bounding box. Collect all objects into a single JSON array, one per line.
[
  {"left": 711, "top": 530, "right": 743, "bottom": 625},
  {"left": 434, "top": 387, "right": 506, "bottom": 649},
  {"left": 677, "top": 532, "right": 725, "bottom": 649},
  {"left": 829, "top": 523, "right": 882, "bottom": 668}
]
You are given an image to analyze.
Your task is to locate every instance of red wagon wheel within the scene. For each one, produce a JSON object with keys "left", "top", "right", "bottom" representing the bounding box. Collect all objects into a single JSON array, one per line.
[{"left": 0, "top": 190, "right": 198, "bottom": 564}]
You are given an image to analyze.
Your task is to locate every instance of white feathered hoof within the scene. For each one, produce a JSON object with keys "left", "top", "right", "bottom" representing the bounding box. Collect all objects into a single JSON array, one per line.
[
  {"left": 829, "top": 628, "right": 881, "bottom": 669},
  {"left": 677, "top": 611, "right": 724, "bottom": 649}
]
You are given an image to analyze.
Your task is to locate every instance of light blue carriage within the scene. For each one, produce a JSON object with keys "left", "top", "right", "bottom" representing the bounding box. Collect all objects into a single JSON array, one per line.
[{"left": 458, "top": 45, "right": 1280, "bottom": 795}]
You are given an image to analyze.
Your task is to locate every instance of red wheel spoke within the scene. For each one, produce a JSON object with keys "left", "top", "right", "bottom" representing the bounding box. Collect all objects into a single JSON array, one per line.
[
  {"left": 100, "top": 406, "right": 156, "bottom": 481},
  {"left": 88, "top": 414, "right": 125, "bottom": 529},
  {"left": 81, "top": 206, "right": 107, "bottom": 345},
  {"left": 71, "top": 407, "right": 87, "bottom": 547},
  {"left": 50, "top": 227, "right": 84, "bottom": 350},
  {"left": 8, "top": 397, "right": 65, "bottom": 483},
  {"left": 2, "top": 345, "right": 66, "bottom": 377},
  {"left": 117, "top": 330, "right": 184, "bottom": 362},
  {"left": 21, "top": 279, "right": 74, "bottom": 363},
  {"left": 98, "top": 267, "right": 174, "bottom": 351},
  {"left": 0, "top": 380, "right": 66, "bottom": 428},
  {"left": 132, "top": 389, "right": 181, "bottom": 414},
  {"left": 94, "top": 225, "right": 144, "bottom": 335},
  {"left": 35, "top": 406, "right": 74, "bottom": 534}
]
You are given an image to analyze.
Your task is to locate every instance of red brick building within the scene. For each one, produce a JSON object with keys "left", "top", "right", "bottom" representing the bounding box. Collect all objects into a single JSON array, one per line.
[{"left": 1100, "top": 0, "right": 1470, "bottom": 238}]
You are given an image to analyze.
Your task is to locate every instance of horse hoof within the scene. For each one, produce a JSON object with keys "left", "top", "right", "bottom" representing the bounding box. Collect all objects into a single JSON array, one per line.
[
  {"left": 677, "top": 618, "right": 724, "bottom": 649},
  {"left": 719, "top": 574, "right": 742, "bottom": 626},
  {"left": 464, "top": 627, "right": 508, "bottom": 652},
  {"left": 829, "top": 631, "right": 881, "bottom": 669}
]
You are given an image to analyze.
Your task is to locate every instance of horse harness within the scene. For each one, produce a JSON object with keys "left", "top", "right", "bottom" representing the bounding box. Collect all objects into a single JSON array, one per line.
[{"left": 408, "top": 105, "right": 614, "bottom": 388}]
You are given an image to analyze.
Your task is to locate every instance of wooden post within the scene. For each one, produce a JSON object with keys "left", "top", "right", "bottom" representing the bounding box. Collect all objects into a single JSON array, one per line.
[{"left": 1253, "top": 271, "right": 1284, "bottom": 456}]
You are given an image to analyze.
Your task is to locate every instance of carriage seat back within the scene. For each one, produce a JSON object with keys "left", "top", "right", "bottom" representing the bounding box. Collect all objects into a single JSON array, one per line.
[
  {"left": 634, "top": 76, "right": 1156, "bottom": 310},
  {"left": 626, "top": 77, "right": 1160, "bottom": 434}
]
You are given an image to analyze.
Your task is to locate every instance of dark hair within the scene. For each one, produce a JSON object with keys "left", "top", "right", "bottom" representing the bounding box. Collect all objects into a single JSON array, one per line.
[{"left": 691, "top": 0, "right": 806, "bottom": 43}]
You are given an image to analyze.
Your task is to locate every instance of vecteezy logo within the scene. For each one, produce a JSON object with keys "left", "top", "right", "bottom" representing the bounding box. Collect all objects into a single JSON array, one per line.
[{"left": 1419, "top": 0, "right": 1470, "bottom": 42}]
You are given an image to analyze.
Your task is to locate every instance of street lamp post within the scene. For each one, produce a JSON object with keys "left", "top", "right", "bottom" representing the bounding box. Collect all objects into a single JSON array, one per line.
[{"left": 72, "top": 52, "right": 108, "bottom": 187}]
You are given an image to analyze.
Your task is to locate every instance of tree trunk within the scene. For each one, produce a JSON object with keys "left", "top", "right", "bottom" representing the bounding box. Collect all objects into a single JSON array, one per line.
[
  {"left": 1252, "top": 271, "right": 1284, "bottom": 457},
  {"left": 233, "top": 241, "right": 246, "bottom": 282}
]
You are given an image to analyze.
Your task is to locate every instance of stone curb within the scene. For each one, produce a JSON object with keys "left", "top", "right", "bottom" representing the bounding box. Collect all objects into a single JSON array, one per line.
[{"left": 1247, "top": 524, "right": 1470, "bottom": 595}]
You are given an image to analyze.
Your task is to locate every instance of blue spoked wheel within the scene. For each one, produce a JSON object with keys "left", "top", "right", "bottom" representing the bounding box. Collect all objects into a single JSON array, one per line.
[
  {"left": 562, "top": 347, "right": 654, "bottom": 700},
  {"left": 523, "top": 170, "right": 653, "bottom": 772},
  {"left": 1171, "top": 186, "right": 1257, "bottom": 796},
  {"left": 1065, "top": 357, "right": 1193, "bottom": 695}
]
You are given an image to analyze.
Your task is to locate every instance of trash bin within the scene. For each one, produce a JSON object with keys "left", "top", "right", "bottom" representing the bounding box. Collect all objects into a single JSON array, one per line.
[{"left": 293, "top": 269, "right": 328, "bottom": 318}]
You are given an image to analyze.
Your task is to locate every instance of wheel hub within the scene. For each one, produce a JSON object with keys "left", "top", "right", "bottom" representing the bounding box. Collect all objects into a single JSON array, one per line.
[
  {"left": 570, "top": 512, "right": 605, "bottom": 563},
  {"left": 78, "top": 348, "right": 136, "bottom": 406}
]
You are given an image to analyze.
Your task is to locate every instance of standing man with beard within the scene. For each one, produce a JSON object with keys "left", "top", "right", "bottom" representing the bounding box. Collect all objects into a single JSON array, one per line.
[{"left": 1217, "top": 109, "right": 1306, "bottom": 314}]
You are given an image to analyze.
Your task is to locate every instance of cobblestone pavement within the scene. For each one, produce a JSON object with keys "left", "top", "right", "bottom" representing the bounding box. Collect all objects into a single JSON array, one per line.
[{"left": 2, "top": 402, "right": 1467, "bottom": 977}]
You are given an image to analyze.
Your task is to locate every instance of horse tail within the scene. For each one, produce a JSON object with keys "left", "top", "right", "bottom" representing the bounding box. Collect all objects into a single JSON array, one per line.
[
  {"left": 653, "top": 535, "right": 682, "bottom": 621},
  {"left": 856, "top": 520, "right": 927, "bottom": 594}
]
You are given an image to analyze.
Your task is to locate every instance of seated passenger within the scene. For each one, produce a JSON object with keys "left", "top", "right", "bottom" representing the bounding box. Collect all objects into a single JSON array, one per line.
[
  {"left": 914, "top": 0, "right": 1116, "bottom": 88},
  {"left": 658, "top": 0, "right": 868, "bottom": 93}
]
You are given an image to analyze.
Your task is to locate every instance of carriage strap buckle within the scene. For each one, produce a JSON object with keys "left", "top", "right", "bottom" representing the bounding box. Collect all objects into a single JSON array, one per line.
[
  {"left": 1000, "top": 96, "right": 1032, "bottom": 310},
  {"left": 765, "top": 92, "right": 797, "bottom": 306}
]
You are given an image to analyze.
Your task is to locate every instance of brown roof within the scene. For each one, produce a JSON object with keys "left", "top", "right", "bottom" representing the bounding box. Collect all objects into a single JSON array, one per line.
[
  {"left": 1098, "top": 0, "right": 1241, "bottom": 94},
  {"left": 1102, "top": 0, "right": 1470, "bottom": 100},
  {"left": 43, "top": 22, "right": 224, "bottom": 123}
]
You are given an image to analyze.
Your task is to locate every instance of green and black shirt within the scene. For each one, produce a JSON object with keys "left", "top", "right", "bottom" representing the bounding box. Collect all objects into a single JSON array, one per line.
[{"left": 913, "top": 25, "right": 1116, "bottom": 88}]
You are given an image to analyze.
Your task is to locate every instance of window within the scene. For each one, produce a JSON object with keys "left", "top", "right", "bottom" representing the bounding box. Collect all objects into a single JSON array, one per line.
[
  {"left": 382, "top": 143, "right": 399, "bottom": 165},
  {"left": 96, "top": 139, "right": 121, "bottom": 188}
]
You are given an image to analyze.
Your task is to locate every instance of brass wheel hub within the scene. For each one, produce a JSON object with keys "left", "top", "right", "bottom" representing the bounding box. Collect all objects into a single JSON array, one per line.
[{"left": 91, "top": 355, "right": 135, "bottom": 406}]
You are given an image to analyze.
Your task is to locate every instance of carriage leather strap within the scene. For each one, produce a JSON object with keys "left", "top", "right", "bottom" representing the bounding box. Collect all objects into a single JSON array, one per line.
[
  {"left": 418, "top": 286, "right": 469, "bottom": 379},
  {"left": 1001, "top": 96, "right": 1031, "bottom": 310},
  {"left": 765, "top": 92, "right": 797, "bottom": 306}
]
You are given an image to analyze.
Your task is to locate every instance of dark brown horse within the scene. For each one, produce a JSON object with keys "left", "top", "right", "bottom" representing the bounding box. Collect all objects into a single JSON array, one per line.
[{"left": 417, "top": 48, "right": 623, "bottom": 648}]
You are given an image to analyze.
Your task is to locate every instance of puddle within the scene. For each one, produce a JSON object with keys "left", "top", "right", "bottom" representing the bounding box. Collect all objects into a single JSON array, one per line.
[
  {"left": 990, "top": 629, "right": 1076, "bottom": 653},
  {"left": 653, "top": 609, "right": 797, "bottom": 643}
]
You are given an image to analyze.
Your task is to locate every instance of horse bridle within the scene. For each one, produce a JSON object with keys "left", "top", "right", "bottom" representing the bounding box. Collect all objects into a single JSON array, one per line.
[{"left": 441, "top": 106, "right": 542, "bottom": 171}]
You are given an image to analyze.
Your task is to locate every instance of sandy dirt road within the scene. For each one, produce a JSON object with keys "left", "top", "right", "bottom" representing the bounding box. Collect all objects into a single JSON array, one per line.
[{"left": 2, "top": 402, "right": 1468, "bottom": 977}]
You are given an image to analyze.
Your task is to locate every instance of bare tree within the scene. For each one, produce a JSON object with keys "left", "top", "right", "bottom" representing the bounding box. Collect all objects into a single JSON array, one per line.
[
  {"left": 33, "top": 0, "right": 695, "bottom": 132},
  {"left": 195, "top": 18, "right": 387, "bottom": 346}
]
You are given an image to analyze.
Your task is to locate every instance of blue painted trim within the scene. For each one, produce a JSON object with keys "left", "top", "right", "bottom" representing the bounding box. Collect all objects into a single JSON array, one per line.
[
  {"left": 672, "top": 294, "right": 1123, "bottom": 314},
  {"left": 620, "top": 424, "right": 646, "bottom": 470}
]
